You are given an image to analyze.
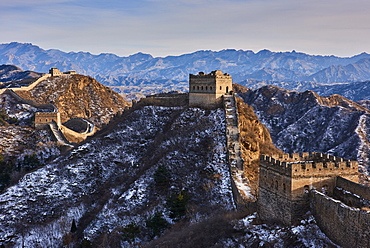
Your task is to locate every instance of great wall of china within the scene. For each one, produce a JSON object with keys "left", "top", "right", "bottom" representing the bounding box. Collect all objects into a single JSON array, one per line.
[
  {"left": 0, "top": 68, "right": 94, "bottom": 146},
  {"left": 1, "top": 68, "right": 369, "bottom": 247},
  {"left": 139, "top": 70, "right": 370, "bottom": 248}
]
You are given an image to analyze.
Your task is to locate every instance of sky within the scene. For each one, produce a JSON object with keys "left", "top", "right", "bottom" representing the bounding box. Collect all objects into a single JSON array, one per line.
[{"left": 1, "top": 0, "right": 370, "bottom": 57}]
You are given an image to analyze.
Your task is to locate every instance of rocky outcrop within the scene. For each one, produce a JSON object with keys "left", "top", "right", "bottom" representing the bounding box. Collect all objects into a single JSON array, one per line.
[
  {"left": 15, "top": 74, "right": 130, "bottom": 128},
  {"left": 236, "top": 96, "right": 282, "bottom": 198}
]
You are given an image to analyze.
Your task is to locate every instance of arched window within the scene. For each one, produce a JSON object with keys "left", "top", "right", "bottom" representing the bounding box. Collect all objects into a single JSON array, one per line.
[
  {"left": 283, "top": 183, "right": 286, "bottom": 192},
  {"left": 193, "top": 86, "right": 195, "bottom": 90},
  {"left": 275, "top": 180, "right": 278, "bottom": 190},
  {"left": 205, "top": 86, "right": 208, "bottom": 90},
  {"left": 197, "top": 86, "right": 199, "bottom": 90},
  {"left": 226, "top": 86, "right": 229, "bottom": 93},
  {"left": 210, "top": 86, "right": 212, "bottom": 90},
  {"left": 304, "top": 185, "right": 309, "bottom": 193},
  {"left": 220, "top": 86, "right": 222, "bottom": 90},
  {"left": 201, "top": 86, "right": 204, "bottom": 90}
]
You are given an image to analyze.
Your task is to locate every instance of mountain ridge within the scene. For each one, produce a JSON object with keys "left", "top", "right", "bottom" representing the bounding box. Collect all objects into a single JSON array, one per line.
[
  {"left": 1, "top": 42, "right": 370, "bottom": 85},
  {"left": 235, "top": 84, "right": 370, "bottom": 174}
]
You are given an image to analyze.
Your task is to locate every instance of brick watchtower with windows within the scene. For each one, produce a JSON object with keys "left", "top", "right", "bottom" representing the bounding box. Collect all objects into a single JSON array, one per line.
[
  {"left": 257, "top": 152, "right": 358, "bottom": 225},
  {"left": 189, "top": 70, "right": 232, "bottom": 107}
]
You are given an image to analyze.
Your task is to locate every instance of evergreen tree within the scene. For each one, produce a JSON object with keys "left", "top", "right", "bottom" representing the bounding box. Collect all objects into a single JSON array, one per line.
[
  {"left": 71, "top": 219, "right": 77, "bottom": 233},
  {"left": 167, "top": 190, "right": 189, "bottom": 221},
  {"left": 80, "top": 238, "right": 92, "bottom": 248},
  {"left": 20, "top": 153, "right": 41, "bottom": 172},
  {"left": 146, "top": 212, "right": 168, "bottom": 238},
  {"left": 154, "top": 164, "right": 170, "bottom": 188},
  {"left": 122, "top": 222, "right": 140, "bottom": 241}
]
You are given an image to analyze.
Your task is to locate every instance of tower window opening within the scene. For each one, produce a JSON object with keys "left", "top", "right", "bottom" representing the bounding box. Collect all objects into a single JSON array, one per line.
[{"left": 304, "top": 185, "right": 309, "bottom": 193}]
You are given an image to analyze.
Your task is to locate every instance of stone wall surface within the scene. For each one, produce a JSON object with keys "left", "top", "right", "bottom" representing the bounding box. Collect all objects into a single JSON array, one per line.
[
  {"left": 310, "top": 190, "right": 370, "bottom": 248},
  {"left": 60, "top": 124, "right": 96, "bottom": 143},
  {"left": 336, "top": 176, "right": 370, "bottom": 200},
  {"left": 257, "top": 186, "right": 295, "bottom": 225},
  {"left": 139, "top": 94, "right": 188, "bottom": 107},
  {"left": 188, "top": 93, "right": 223, "bottom": 107}
]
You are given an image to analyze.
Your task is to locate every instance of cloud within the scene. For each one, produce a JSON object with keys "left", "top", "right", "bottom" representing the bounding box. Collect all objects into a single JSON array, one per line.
[{"left": 1, "top": 0, "right": 370, "bottom": 57}]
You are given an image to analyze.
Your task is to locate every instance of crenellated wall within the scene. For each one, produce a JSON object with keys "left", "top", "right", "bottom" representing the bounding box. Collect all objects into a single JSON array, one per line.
[
  {"left": 260, "top": 154, "right": 358, "bottom": 180},
  {"left": 258, "top": 152, "right": 359, "bottom": 226}
]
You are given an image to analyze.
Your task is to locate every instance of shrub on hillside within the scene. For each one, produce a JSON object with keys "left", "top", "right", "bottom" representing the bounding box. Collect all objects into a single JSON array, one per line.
[
  {"left": 154, "top": 164, "right": 170, "bottom": 188},
  {"left": 146, "top": 212, "right": 169, "bottom": 238},
  {"left": 167, "top": 190, "right": 189, "bottom": 221}
]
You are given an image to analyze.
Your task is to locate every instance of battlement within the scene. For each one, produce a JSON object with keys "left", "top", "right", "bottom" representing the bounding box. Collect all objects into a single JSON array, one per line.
[
  {"left": 268, "top": 152, "right": 350, "bottom": 162},
  {"left": 189, "top": 70, "right": 231, "bottom": 80},
  {"left": 260, "top": 153, "right": 358, "bottom": 178}
]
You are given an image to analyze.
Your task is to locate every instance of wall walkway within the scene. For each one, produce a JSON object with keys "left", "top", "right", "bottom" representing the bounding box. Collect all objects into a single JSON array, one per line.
[
  {"left": 0, "top": 74, "right": 51, "bottom": 95},
  {"left": 310, "top": 189, "right": 370, "bottom": 248},
  {"left": 5, "top": 89, "right": 57, "bottom": 112},
  {"left": 223, "top": 94, "right": 254, "bottom": 208},
  {"left": 48, "top": 122, "right": 73, "bottom": 147}
]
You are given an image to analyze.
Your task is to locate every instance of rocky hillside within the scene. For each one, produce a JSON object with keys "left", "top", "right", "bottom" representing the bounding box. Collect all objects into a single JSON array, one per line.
[
  {"left": 0, "top": 105, "right": 236, "bottom": 247},
  {"left": 236, "top": 97, "right": 282, "bottom": 196},
  {"left": 235, "top": 84, "right": 370, "bottom": 174},
  {"left": 15, "top": 74, "right": 130, "bottom": 128},
  {"left": 0, "top": 103, "right": 337, "bottom": 247},
  {"left": 0, "top": 73, "right": 130, "bottom": 193}
]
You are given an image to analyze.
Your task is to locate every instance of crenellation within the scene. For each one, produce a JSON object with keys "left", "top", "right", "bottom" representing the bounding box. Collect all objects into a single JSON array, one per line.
[{"left": 258, "top": 151, "right": 361, "bottom": 230}]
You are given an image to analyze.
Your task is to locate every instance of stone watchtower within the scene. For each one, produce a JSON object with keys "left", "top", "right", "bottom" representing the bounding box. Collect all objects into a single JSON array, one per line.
[
  {"left": 189, "top": 70, "right": 232, "bottom": 107},
  {"left": 257, "top": 152, "right": 358, "bottom": 225},
  {"left": 49, "top": 67, "right": 62, "bottom": 77}
]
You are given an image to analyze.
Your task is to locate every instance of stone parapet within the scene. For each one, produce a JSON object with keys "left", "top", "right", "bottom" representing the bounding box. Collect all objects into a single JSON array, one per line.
[
  {"left": 260, "top": 154, "right": 358, "bottom": 178},
  {"left": 310, "top": 190, "right": 370, "bottom": 248}
]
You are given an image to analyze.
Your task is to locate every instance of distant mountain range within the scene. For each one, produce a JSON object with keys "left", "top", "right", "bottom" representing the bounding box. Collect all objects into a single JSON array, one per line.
[{"left": 1, "top": 42, "right": 370, "bottom": 100}]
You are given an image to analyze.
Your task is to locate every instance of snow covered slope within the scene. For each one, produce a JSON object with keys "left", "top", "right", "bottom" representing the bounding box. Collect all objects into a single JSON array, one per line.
[{"left": 0, "top": 106, "right": 235, "bottom": 247}]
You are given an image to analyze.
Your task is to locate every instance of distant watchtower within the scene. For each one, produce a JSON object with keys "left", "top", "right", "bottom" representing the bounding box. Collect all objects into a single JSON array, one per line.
[
  {"left": 189, "top": 70, "right": 232, "bottom": 107},
  {"left": 258, "top": 152, "right": 358, "bottom": 225},
  {"left": 49, "top": 67, "right": 62, "bottom": 77}
]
